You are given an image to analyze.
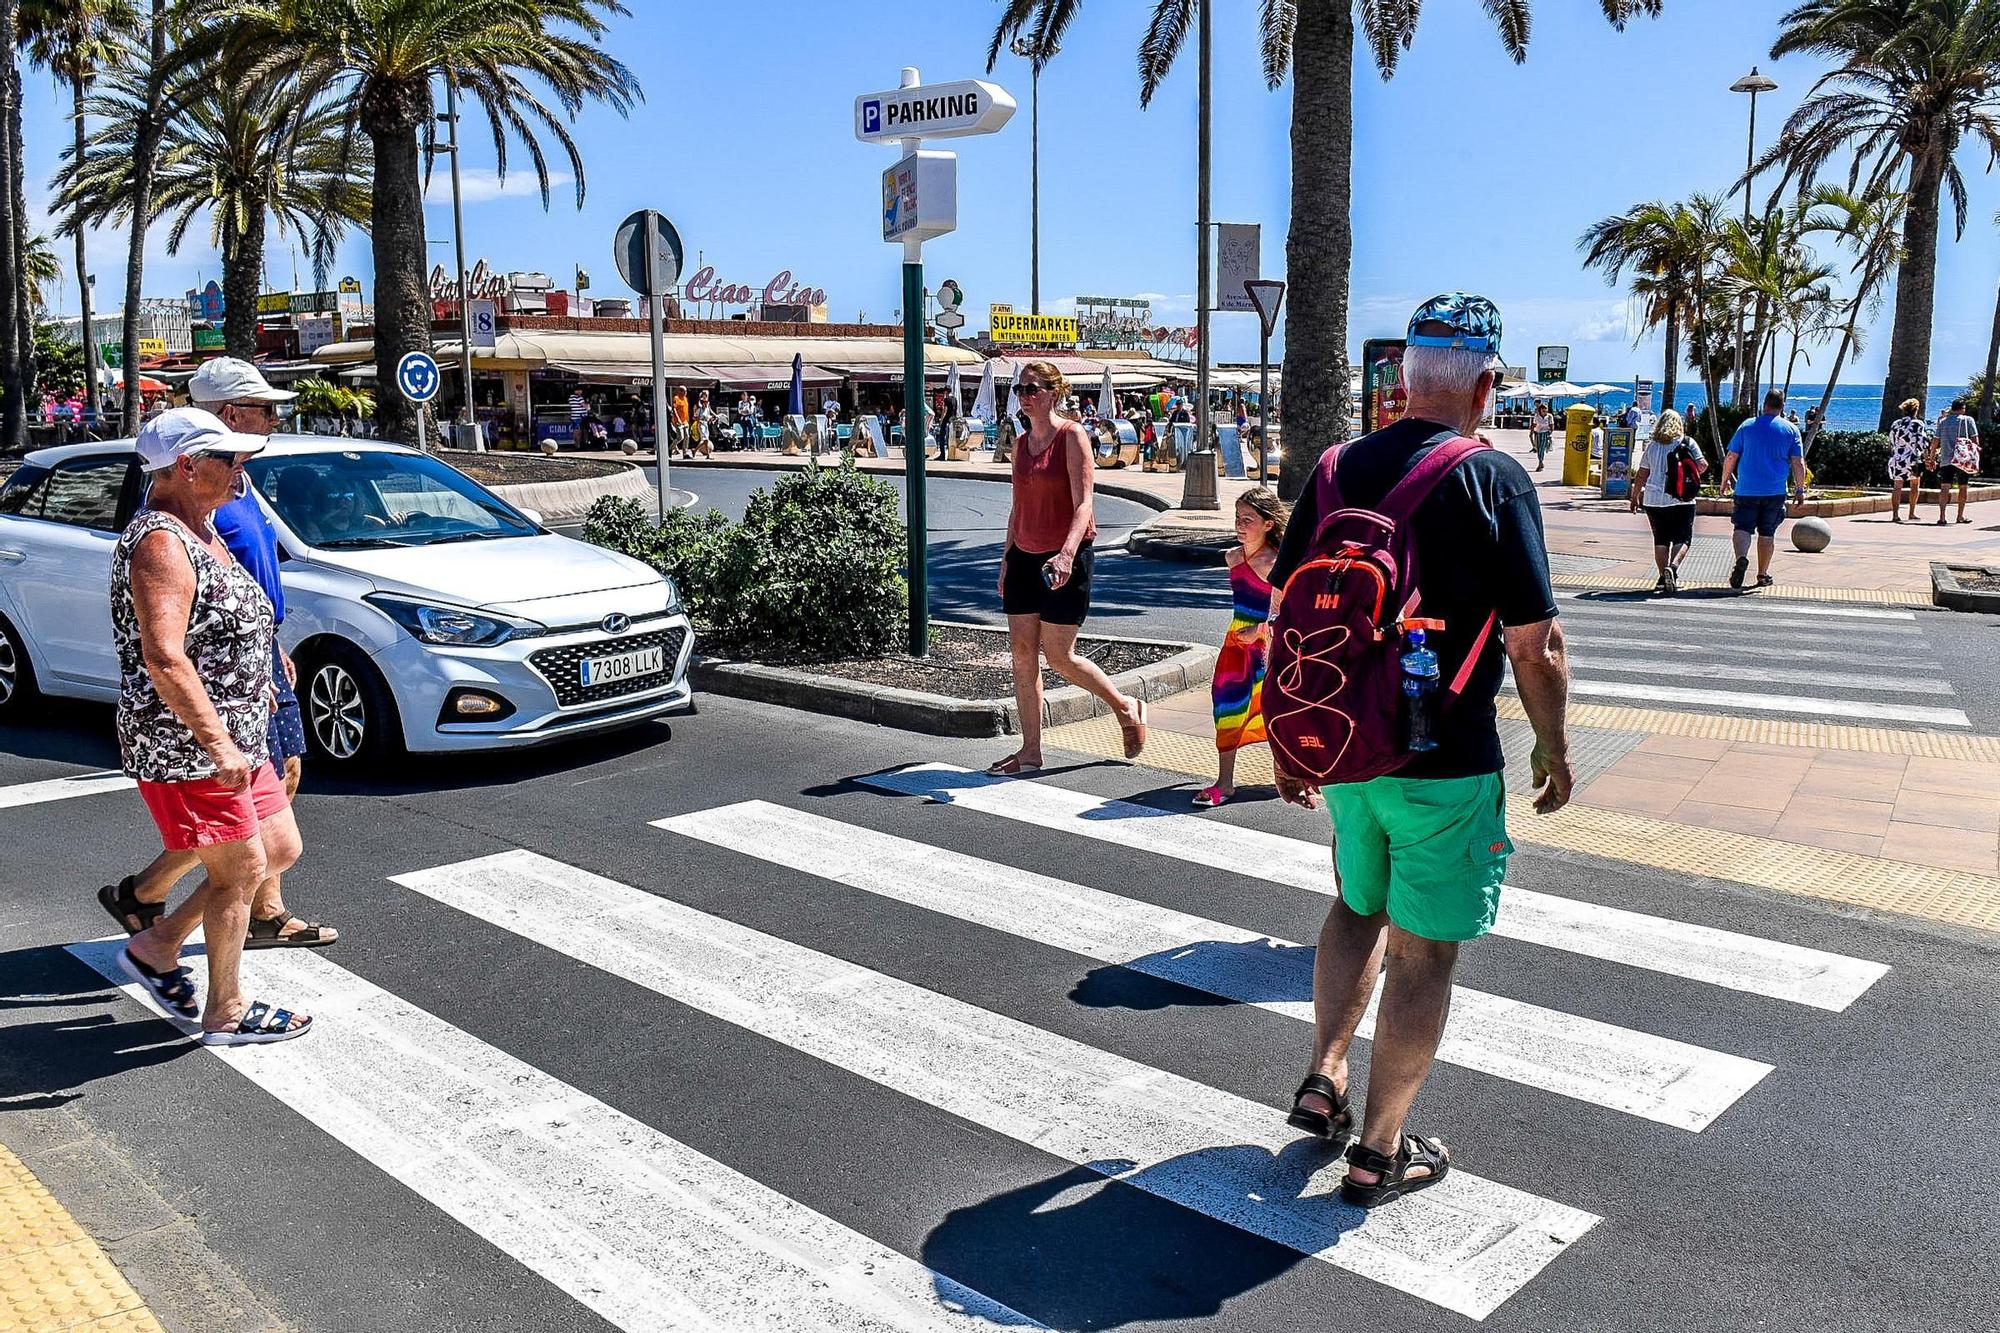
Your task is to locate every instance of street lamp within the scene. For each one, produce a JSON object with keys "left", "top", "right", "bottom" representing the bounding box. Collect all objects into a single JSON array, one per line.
[
  {"left": 433, "top": 72, "right": 479, "bottom": 449},
  {"left": 1010, "top": 34, "right": 1058, "bottom": 315},
  {"left": 1730, "top": 66, "right": 1777, "bottom": 403}
]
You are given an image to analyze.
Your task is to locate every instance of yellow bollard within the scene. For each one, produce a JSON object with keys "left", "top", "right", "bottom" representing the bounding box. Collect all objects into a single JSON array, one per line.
[{"left": 1562, "top": 403, "right": 1595, "bottom": 486}]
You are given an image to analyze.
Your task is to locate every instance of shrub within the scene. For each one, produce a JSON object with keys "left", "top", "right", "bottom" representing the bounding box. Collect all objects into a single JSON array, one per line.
[
  {"left": 1805, "top": 430, "right": 1891, "bottom": 487},
  {"left": 580, "top": 461, "right": 907, "bottom": 661}
]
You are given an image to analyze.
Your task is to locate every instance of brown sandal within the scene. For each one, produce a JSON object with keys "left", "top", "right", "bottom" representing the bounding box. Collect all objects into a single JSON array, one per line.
[
  {"left": 245, "top": 911, "right": 338, "bottom": 950},
  {"left": 985, "top": 753, "right": 1042, "bottom": 777},
  {"left": 1119, "top": 699, "right": 1149, "bottom": 760}
]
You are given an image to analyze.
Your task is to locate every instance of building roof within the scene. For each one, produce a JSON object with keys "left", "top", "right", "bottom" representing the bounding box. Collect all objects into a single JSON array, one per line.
[{"left": 311, "top": 330, "right": 986, "bottom": 378}]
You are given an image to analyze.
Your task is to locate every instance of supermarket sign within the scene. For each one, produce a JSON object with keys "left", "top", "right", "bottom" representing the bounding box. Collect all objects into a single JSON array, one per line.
[{"left": 989, "top": 312, "right": 1078, "bottom": 347}]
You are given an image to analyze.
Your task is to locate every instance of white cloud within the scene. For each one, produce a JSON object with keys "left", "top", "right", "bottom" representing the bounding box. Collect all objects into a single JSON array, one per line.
[{"left": 424, "top": 168, "right": 576, "bottom": 206}]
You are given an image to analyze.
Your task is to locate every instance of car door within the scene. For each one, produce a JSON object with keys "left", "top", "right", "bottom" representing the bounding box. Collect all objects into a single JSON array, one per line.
[{"left": 0, "top": 453, "right": 138, "bottom": 692}]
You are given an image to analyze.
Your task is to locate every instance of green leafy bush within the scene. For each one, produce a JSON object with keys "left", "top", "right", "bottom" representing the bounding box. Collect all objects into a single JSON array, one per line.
[
  {"left": 1804, "top": 430, "right": 1891, "bottom": 486},
  {"left": 580, "top": 461, "right": 907, "bottom": 661}
]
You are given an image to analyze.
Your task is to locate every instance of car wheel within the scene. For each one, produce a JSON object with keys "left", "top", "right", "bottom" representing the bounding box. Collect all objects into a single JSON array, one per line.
[
  {"left": 298, "top": 642, "right": 400, "bottom": 768},
  {"left": 0, "top": 613, "right": 36, "bottom": 717}
]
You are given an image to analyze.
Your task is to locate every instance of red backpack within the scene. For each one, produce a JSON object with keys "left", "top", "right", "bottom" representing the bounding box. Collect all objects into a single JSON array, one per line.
[{"left": 1265, "top": 433, "right": 1498, "bottom": 785}]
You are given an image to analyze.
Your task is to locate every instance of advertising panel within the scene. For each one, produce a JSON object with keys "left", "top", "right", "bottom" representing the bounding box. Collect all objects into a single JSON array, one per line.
[
  {"left": 1215, "top": 224, "right": 1260, "bottom": 313},
  {"left": 1537, "top": 345, "right": 1570, "bottom": 384},
  {"left": 1361, "top": 338, "right": 1408, "bottom": 434},
  {"left": 990, "top": 312, "right": 1079, "bottom": 347}
]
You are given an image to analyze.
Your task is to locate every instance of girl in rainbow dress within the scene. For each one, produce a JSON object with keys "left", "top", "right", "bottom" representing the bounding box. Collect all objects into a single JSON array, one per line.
[{"left": 1197, "top": 487, "right": 1288, "bottom": 807}]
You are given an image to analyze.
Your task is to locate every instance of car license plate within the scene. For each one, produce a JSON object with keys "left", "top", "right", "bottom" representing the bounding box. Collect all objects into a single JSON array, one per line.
[{"left": 579, "top": 645, "right": 664, "bottom": 687}]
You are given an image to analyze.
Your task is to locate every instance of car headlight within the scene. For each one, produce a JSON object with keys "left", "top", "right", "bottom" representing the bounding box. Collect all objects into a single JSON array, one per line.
[
  {"left": 365, "top": 594, "right": 545, "bottom": 646},
  {"left": 662, "top": 576, "right": 683, "bottom": 616}
]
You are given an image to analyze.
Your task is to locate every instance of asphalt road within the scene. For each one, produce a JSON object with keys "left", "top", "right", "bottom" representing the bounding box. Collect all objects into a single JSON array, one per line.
[{"left": 1, "top": 695, "right": 1995, "bottom": 1333}]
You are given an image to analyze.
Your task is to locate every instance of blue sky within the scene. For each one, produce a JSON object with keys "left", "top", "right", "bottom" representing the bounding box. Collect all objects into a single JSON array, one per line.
[{"left": 21, "top": 0, "right": 2000, "bottom": 385}]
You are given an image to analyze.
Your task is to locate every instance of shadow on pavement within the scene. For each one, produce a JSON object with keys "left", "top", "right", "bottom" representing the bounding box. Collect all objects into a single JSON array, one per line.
[
  {"left": 921, "top": 1147, "right": 1343, "bottom": 1330},
  {"left": 0, "top": 944, "right": 196, "bottom": 1112},
  {"left": 1069, "top": 938, "right": 1311, "bottom": 1015}
]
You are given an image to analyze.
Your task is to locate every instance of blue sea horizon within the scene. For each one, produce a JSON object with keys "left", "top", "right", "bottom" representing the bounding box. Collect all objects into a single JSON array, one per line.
[{"left": 1534, "top": 382, "right": 1971, "bottom": 432}]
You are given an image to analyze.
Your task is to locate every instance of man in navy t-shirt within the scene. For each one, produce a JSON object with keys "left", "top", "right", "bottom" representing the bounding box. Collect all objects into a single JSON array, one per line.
[{"left": 1719, "top": 389, "right": 1807, "bottom": 590}]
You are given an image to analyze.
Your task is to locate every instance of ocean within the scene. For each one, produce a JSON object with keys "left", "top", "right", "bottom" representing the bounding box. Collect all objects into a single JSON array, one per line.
[{"left": 1555, "top": 382, "right": 1970, "bottom": 432}]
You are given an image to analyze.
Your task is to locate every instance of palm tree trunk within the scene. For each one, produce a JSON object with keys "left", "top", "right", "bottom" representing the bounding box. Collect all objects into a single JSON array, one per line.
[
  {"left": 222, "top": 208, "right": 263, "bottom": 359},
  {"left": 72, "top": 75, "right": 98, "bottom": 425},
  {"left": 1881, "top": 140, "right": 1946, "bottom": 430},
  {"left": 0, "top": 0, "right": 21, "bottom": 450},
  {"left": 366, "top": 116, "right": 431, "bottom": 445},
  {"left": 1783, "top": 326, "right": 1800, "bottom": 399},
  {"left": 8, "top": 34, "right": 33, "bottom": 434},
  {"left": 120, "top": 0, "right": 167, "bottom": 430},
  {"left": 1661, "top": 296, "right": 1679, "bottom": 411},
  {"left": 1976, "top": 279, "right": 2000, "bottom": 427},
  {"left": 1276, "top": 0, "right": 1352, "bottom": 502}
]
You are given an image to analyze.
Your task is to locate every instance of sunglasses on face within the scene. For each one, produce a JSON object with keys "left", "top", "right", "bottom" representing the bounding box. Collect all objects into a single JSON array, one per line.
[{"left": 1018, "top": 381, "right": 1051, "bottom": 395}]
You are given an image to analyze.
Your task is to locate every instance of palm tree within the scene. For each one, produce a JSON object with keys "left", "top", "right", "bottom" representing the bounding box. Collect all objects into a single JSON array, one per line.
[
  {"left": 58, "top": 63, "right": 371, "bottom": 357},
  {"left": 114, "top": 0, "right": 164, "bottom": 431},
  {"left": 181, "top": 0, "right": 640, "bottom": 443},
  {"left": 0, "top": 0, "right": 24, "bottom": 446},
  {"left": 991, "top": 1, "right": 1667, "bottom": 499},
  {"left": 20, "top": 0, "right": 140, "bottom": 424},
  {"left": 1579, "top": 196, "right": 1723, "bottom": 418},
  {"left": 1799, "top": 184, "right": 1904, "bottom": 446},
  {"left": 22, "top": 228, "right": 60, "bottom": 309},
  {"left": 1765, "top": 0, "right": 2000, "bottom": 430},
  {"left": 1978, "top": 209, "right": 2000, "bottom": 426}
]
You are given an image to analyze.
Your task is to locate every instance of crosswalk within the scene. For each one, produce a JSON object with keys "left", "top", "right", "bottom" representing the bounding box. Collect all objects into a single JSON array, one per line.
[
  {"left": 54, "top": 764, "right": 1889, "bottom": 1327},
  {"left": 1540, "top": 592, "right": 1970, "bottom": 728}
]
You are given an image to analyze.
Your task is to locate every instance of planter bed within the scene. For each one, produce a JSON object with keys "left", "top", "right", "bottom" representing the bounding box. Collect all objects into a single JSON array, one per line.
[
  {"left": 1694, "top": 483, "right": 2000, "bottom": 519},
  {"left": 1931, "top": 563, "right": 2000, "bottom": 613}
]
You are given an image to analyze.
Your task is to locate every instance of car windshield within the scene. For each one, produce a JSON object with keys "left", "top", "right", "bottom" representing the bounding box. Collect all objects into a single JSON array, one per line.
[{"left": 246, "top": 450, "right": 535, "bottom": 549}]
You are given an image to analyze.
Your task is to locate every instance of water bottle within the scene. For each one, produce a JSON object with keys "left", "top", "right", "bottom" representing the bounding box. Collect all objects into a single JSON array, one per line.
[{"left": 1400, "top": 627, "right": 1440, "bottom": 753}]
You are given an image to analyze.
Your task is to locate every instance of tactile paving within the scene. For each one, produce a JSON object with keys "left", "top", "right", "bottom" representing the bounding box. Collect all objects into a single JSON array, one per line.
[
  {"left": 1495, "top": 697, "right": 2000, "bottom": 761},
  {"left": 0, "top": 1145, "right": 162, "bottom": 1333}
]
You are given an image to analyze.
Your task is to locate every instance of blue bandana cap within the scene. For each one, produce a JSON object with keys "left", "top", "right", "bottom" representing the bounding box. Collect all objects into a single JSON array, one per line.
[{"left": 1406, "top": 292, "right": 1504, "bottom": 365}]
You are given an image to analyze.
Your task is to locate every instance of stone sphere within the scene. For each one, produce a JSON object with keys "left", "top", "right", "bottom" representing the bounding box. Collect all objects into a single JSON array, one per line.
[
  {"left": 620, "top": 438, "right": 639, "bottom": 455},
  {"left": 1792, "top": 516, "right": 1833, "bottom": 552},
  {"left": 539, "top": 440, "right": 559, "bottom": 456}
]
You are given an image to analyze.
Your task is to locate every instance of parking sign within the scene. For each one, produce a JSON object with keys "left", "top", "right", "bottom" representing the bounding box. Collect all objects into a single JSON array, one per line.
[{"left": 862, "top": 99, "right": 882, "bottom": 134}]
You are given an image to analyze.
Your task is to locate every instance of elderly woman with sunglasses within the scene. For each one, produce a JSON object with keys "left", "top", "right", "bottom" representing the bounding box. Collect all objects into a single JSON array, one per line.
[{"left": 987, "top": 361, "right": 1149, "bottom": 775}]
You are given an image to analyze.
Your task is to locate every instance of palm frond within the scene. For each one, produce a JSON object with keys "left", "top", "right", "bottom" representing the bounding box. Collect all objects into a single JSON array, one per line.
[{"left": 1137, "top": 0, "right": 1195, "bottom": 107}]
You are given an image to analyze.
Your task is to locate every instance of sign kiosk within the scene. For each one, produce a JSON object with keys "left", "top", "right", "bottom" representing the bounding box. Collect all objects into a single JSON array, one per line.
[{"left": 859, "top": 67, "right": 1014, "bottom": 656}]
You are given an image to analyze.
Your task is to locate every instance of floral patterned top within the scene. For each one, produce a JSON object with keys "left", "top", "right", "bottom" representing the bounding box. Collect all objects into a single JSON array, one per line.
[
  {"left": 1886, "top": 416, "right": 1931, "bottom": 482},
  {"left": 111, "top": 510, "right": 274, "bottom": 782}
]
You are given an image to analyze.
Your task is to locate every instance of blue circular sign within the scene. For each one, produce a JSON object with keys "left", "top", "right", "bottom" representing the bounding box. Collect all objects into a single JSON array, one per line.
[{"left": 396, "top": 351, "right": 441, "bottom": 404}]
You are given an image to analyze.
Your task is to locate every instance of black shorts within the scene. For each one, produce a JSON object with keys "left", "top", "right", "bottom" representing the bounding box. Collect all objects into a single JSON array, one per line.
[
  {"left": 1645, "top": 503, "right": 1696, "bottom": 546},
  {"left": 1002, "top": 543, "right": 1094, "bottom": 625},
  {"left": 1939, "top": 465, "right": 1972, "bottom": 485}
]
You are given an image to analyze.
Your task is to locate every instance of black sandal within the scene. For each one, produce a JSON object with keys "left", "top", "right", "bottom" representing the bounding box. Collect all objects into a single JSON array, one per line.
[
  {"left": 1285, "top": 1074, "right": 1354, "bottom": 1144},
  {"left": 116, "top": 946, "right": 197, "bottom": 1020},
  {"left": 200, "top": 999, "right": 312, "bottom": 1047},
  {"left": 1340, "top": 1134, "right": 1451, "bottom": 1210},
  {"left": 245, "top": 911, "right": 337, "bottom": 950},
  {"left": 96, "top": 876, "right": 165, "bottom": 937}
]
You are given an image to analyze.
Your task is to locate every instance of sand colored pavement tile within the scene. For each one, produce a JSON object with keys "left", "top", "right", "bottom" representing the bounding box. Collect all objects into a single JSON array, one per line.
[
  {"left": 1575, "top": 773, "right": 1697, "bottom": 817},
  {"left": 1879, "top": 821, "right": 2000, "bottom": 876},
  {"left": 1795, "top": 761, "right": 1906, "bottom": 804},
  {"left": 1669, "top": 800, "right": 1783, "bottom": 838},
  {"left": 1766, "top": 820, "right": 1886, "bottom": 857},
  {"left": 1634, "top": 734, "right": 1734, "bottom": 761},
  {"left": 1900, "top": 756, "right": 2000, "bottom": 795},
  {"left": 1775, "top": 794, "right": 1896, "bottom": 836},
  {"left": 1594, "top": 750, "right": 1718, "bottom": 785},
  {"left": 1890, "top": 790, "right": 2000, "bottom": 833}
]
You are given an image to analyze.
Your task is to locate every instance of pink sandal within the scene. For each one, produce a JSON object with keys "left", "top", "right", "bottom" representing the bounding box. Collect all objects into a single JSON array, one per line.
[{"left": 1193, "top": 785, "right": 1233, "bottom": 808}]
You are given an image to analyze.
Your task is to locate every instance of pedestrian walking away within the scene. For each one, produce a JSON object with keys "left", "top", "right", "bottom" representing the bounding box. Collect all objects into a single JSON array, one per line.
[
  {"left": 97, "top": 359, "right": 338, "bottom": 952},
  {"left": 987, "top": 360, "right": 1148, "bottom": 777},
  {"left": 1630, "top": 408, "right": 1706, "bottom": 594},
  {"left": 1196, "top": 487, "right": 1287, "bottom": 807},
  {"left": 1934, "top": 398, "right": 1981, "bottom": 525},
  {"left": 1264, "top": 293, "right": 1571, "bottom": 1209},
  {"left": 1719, "top": 389, "right": 1807, "bottom": 590},
  {"left": 1529, "top": 401, "right": 1554, "bottom": 472},
  {"left": 1886, "top": 398, "right": 1930, "bottom": 523},
  {"left": 109, "top": 408, "right": 312, "bottom": 1046}
]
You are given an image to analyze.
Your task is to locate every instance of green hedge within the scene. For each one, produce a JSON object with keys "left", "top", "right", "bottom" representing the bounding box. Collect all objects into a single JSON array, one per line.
[
  {"left": 1805, "top": 430, "right": 1891, "bottom": 486},
  {"left": 581, "top": 460, "right": 907, "bottom": 662}
]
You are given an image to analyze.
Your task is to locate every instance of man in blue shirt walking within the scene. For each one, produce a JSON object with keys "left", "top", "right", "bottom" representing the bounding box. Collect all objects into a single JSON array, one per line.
[{"left": 1719, "top": 389, "right": 1808, "bottom": 590}]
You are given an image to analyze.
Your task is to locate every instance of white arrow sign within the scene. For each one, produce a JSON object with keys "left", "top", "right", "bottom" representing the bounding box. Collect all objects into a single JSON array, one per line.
[{"left": 855, "top": 79, "right": 1016, "bottom": 142}]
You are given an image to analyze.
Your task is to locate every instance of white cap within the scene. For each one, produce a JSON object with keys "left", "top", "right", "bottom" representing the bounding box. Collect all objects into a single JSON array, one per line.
[
  {"left": 187, "top": 356, "right": 295, "bottom": 405},
  {"left": 136, "top": 407, "right": 268, "bottom": 473}
]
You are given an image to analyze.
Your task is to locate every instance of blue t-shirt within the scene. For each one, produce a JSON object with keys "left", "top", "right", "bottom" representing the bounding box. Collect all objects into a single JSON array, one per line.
[
  {"left": 212, "top": 492, "right": 285, "bottom": 624},
  {"left": 1726, "top": 413, "right": 1804, "bottom": 496}
]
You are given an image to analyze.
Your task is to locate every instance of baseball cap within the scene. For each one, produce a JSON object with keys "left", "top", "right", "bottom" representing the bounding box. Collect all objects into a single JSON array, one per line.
[
  {"left": 187, "top": 356, "right": 296, "bottom": 405},
  {"left": 1406, "top": 292, "right": 1504, "bottom": 365},
  {"left": 136, "top": 406, "right": 268, "bottom": 473}
]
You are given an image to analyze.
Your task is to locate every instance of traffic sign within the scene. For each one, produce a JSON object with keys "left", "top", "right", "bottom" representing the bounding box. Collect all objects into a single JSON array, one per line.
[
  {"left": 396, "top": 351, "right": 441, "bottom": 404},
  {"left": 855, "top": 79, "right": 1015, "bottom": 143},
  {"left": 613, "top": 209, "right": 684, "bottom": 298},
  {"left": 467, "top": 298, "right": 497, "bottom": 349},
  {"left": 933, "top": 309, "right": 965, "bottom": 331}
]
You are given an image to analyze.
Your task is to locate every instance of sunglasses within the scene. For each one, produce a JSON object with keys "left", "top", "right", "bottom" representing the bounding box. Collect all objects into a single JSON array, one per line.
[{"left": 1018, "top": 381, "right": 1052, "bottom": 395}]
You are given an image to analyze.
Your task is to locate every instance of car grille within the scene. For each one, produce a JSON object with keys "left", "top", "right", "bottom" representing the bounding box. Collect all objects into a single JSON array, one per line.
[{"left": 529, "top": 627, "right": 688, "bottom": 708}]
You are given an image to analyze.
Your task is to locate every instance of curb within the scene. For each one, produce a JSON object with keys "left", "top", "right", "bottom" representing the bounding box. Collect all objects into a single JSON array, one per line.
[
  {"left": 1930, "top": 561, "right": 2000, "bottom": 613},
  {"left": 692, "top": 623, "right": 1215, "bottom": 737},
  {"left": 487, "top": 462, "right": 654, "bottom": 525},
  {"left": 1126, "top": 524, "right": 1233, "bottom": 564}
]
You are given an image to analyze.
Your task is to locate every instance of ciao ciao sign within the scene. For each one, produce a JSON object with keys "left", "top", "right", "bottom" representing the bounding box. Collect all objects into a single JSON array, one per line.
[{"left": 684, "top": 267, "right": 826, "bottom": 309}]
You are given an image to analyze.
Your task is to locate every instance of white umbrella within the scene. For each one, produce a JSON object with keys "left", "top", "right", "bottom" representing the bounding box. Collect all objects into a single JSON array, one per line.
[
  {"left": 1579, "top": 383, "right": 1625, "bottom": 396},
  {"left": 944, "top": 361, "right": 961, "bottom": 419},
  {"left": 1004, "top": 376, "right": 1022, "bottom": 423},
  {"left": 1097, "top": 368, "right": 1117, "bottom": 418},
  {"left": 1535, "top": 380, "right": 1590, "bottom": 399},
  {"left": 970, "top": 359, "right": 997, "bottom": 423}
]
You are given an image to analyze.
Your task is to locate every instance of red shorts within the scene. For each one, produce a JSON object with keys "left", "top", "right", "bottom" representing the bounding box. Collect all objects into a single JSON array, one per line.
[{"left": 137, "top": 762, "right": 290, "bottom": 852}]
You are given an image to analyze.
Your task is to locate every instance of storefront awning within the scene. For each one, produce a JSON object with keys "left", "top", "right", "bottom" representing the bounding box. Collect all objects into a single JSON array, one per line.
[
  {"left": 538, "top": 359, "right": 714, "bottom": 383},
  {"left": 818, "top": 362, "right": 961, "bottom": 383},
  {"left": 700, "top": 363, "right": 840, "bottom": 389}
]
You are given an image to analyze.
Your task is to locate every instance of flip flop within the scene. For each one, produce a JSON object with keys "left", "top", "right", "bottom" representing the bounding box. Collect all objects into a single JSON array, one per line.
[
  {"left": 985, "top": 753, "right": 1042, "bottom": 777},
  {"left": 1119, "top": 699, "right": 1149, "bottom": 760}
]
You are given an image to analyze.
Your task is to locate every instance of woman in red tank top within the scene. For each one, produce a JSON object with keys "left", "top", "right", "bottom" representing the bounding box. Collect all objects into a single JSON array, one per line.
[{"left": 988, "top": 361, "right": 1149, "bottom": 776}]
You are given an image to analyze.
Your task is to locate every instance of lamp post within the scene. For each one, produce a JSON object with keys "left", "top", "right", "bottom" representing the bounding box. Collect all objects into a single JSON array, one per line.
[
  {"left": 436, "top": 72, "right": 477, "bottom": 448},
  {"left": 1178, "top": 0, "right": 1217, "bottom": 510},
  {"left": 1010, "top": 34, "right": 1058, "bottom": 314},
  {"left": 1730, "top": 66, "right": 1777, "bottom": 404}
]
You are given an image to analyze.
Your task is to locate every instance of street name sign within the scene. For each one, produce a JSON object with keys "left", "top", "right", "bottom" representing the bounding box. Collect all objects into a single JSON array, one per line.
[{"left": 855, "top": 79, "right": 1015, "bottom": 142}]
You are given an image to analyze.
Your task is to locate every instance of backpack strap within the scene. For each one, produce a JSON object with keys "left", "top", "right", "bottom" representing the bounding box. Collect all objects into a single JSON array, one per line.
[{"left": 1375, "top": 431, "right": 1491, "bottom": 525}]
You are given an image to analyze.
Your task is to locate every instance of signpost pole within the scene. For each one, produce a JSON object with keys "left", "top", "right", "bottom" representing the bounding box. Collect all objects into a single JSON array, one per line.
[
  {"left": 900, "top": 68, "right": 928, "bottom": 658},
  {"left": 417, "top": 411, "right": 427, "bottom": 456},
  {"left": 644, "top": 211, "right": 672, "bottom": 521}
]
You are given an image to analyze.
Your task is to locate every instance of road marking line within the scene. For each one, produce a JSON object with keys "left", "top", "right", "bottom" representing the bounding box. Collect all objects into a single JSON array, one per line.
[
  {"left": 1557, "top": 607, "right": 1921, "bottom": 639},
  {"left": 0, "top": 771, "right": 135, "bottom": 810},
  {"left": 1556, "top": 592, "right": 1915, "bottom": 622},
  {"left": 1565, "top": 620, "right": 1918, "bottom": 651},
  {"left": 1566, "top": 658, "right": 1954, "bottom": 696},
  {"left": 1561, "top": 680, "right": 1970, "bottom": 728},
  {"left": 657, "top": 802, "right": 1771, "bottom": 1130},
  {"left": 67, "top": 937, "right": 1041, "bottom": 1333},
  {"left": 1567, "top": 634, "right": 1920, "bottom": 668},
  {"left": 394, "top": 850, "right": 1599, "bottom": 1320},
  {"left": 856, "top": 766, "right": 1888, "bottom": 1012}
]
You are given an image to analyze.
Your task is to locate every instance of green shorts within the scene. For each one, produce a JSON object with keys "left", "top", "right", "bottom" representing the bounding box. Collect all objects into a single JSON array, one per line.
[{"left": 1324, "top": 772, "right": 1513, "bottom": 942}]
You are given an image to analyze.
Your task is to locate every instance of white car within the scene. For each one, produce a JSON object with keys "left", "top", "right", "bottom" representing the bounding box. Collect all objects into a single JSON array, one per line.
[{"left": 0, "top": 435, "right": 694, "bottom": 766}]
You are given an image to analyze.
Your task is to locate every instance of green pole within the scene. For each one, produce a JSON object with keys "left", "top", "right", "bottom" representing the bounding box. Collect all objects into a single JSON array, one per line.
[{"left": 904, "top": 256, "right": 928, "bottom": 657}]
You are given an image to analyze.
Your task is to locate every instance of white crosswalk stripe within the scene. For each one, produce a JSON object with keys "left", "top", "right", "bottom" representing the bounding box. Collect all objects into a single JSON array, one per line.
[
  {"left": 1568, "top": 657, "right": 1954, "bottom": 695},
  {"left": 0, "top": 771, "right": 135, "bottom": 810},
  {"left": 68, "top": 936, "right": 1044, "bottom": 1333},
  {"left": 856, "top": 765, "right": 1888, "bottom": 1012},
  {"left": 1562, "top": 678, "right": 1970, "bottom": 727},
  {"left": 1554, "top": 591, "right": 1917, "bottom": 622},
  {"left": 392, "top": 849, "right": 1601, "bottom": 1320},
  {"left": 655, "top": 800, "right": 1772, "bottom": 1130}
]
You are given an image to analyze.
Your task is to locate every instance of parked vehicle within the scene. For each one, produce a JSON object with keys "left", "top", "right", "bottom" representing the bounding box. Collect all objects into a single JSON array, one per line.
[{"left": 0, "top": 435, "right": 693, "bottom": 766}]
